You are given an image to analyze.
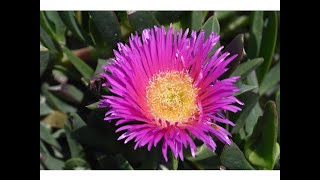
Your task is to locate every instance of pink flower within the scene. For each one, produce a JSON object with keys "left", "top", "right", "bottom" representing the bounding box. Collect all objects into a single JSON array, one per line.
[{"left": 99, "top": 24, "right": 243, "bottom": 161}]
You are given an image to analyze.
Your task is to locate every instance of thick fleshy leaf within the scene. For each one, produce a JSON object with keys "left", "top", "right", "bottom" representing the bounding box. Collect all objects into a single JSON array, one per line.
[
  {"left": 40, "top": 51, "right": 53, "bottom": 78},
  {"left": 62, "top": 47, "right": 94, "bottom": 82},
  {"left": 215, "top": 11, "right": 236, "bottom": 21},
  {"left": 186, "top": 144, "right": 216, "bottom": 161},
  {"left": 64, "top": 158, "right": 90, "bottom": 170},
  {"left": 232, "top": 92, "right": 259, "bottom": 134},
  {"left": 276, "top": 89, "right": 280, "bottom": 142},
  {"left": 40, "top": 95, "right": 53, "bottom": 116},
  {"left": 89, "top": 11, "right": 122, "bottom": 51},
  {"left": 259, "top": 62, "right": 280, "bottom": 95},
  {"left": 202, "top": 15, "right": 220, "bottom": 39},
  {"left": 40, "top": 140, "right": 49, "bottom": 154},
  {"left": 40, "top": 123, "right": 61, "bottom": 149},
  {"left": 45, "top": 11, "right": 66, "bottom": 43},
  {"left": 42, "top": 156, "right": 65, "bottom": 170},
  {"left": 246, "top": 71, "right": 259, "bottom": 93},
  {"left": 40, "top": 25, "right": 61, "bottom": 56},
  {"left": 264, "top": 84, "right": 280, "bottom": 97},
  {"left": 230, "top": 58, "right": 264, "bottom": 79},
  {"left": 67, "top": 113, "right": 87, "bottom": 131},
  {"left": 88, "top": 17, "right": 107, "bottom": 52},
  {"left": 222, "top": 34, "right": 245, "bottom": 77},
  {"left": 185, "top": 144, "right": 220, "bottom": 170},
  {"left": 49, "top": 84, "right": 84, "bottom": 104},
  {"left": 245, "top": 101, "right": 279, "bottom": 169},
  {"left": 40, "top": 146, "right": 65, "bottom": 170},
  {"left": 235, "top": 84, "right": 258, "bottom": 96},
  {"left": 244, "top": 103, "right": 263, "bottom": 138},
  {"left": 247, "top": 11, "right": 264, "bottom": 59},
  {"left": 191, "top": 11, "right": 204, "bottom": 31},
  {"left": 65, "top": 115, "right": 85, "bottom": 158},
  {"left": 152, "top": 11, "right": 187, "bottom": 24},
  {"left": 58, "top": 11, "right": 93, "bottom": 44},
  {"left": 257, "top": 11, "right": 278, "bottom": 83},
  {"left": 116, "top": 11, "right": 134, "bottom": 40},
  {"left": 128, "top": 11, "right": 160, "bottom": 33},
  {"left": 40, "top": 12, "right": 58, "bottom": 42},
  {"left": 220, "top": 142, "right": 254, "bottom": 170},
  {"left": 85, "top": 101, "right": 100, "bottom": 110},
  {"left": 41, "top": 83, "right": 77, "bottom": 113},
  {"left": 52, "top": 69, "right": 68, "bottom": 84},
  {"left": 201, "top": 15, "right": 220, "bottom": 53}
]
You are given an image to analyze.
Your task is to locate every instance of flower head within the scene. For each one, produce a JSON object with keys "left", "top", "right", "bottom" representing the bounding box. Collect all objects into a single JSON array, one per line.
[{"left": 99, "top": 24, "right": 243, "bottom": 161}]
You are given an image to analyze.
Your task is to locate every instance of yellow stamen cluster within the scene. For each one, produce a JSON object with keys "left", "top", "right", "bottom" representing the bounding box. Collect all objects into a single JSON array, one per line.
[{"left": 146, "top": 71, "right": 199, "bottom": 123}]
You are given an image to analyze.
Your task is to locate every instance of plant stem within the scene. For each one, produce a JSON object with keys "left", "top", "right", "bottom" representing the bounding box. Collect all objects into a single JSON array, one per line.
[{"left": 171, "top": 152, "right": 178, "bottom": 170}]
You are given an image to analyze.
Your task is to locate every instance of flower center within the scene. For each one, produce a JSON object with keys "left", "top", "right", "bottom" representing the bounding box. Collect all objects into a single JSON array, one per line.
[{"left": 146, "top": 71, "right": 199, "bottom": 123}]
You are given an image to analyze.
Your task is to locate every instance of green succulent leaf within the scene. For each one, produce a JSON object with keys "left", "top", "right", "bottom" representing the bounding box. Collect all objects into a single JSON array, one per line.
[
  {"left": 201, "top": 15, "right": 220, "bottom": 53},
  {"left": 67, "top": 113, "right": 87, "bottom": 131},
  {"left": 202, "top": 15, "right": 220, "bottom": 38},
  {"left": 259, "top": 62, "right": 280, "bottom": 95},
  {"left": 86, "top": 101, "right": 100, "bottom": 110},
  {"left": 190, "top": 11, "right": 204, "bottom": 31},
  {"left": 128, "top": 11, "right": 160, "bottom": 33},
  {"left": 244, "top": 103, "right": 263, "bottom": 138},
  {"left": 40, "top": 25, "right": 61, "bottom": 56},
  {"left": 276, "top": 89, "right": 280, "bottom": 142},
  {"left": 257, "top": 11, "right": 278, "bottom": 83},
  {"left": 40, "top": 50, "right": 54, "bottom": 78},
  {"left": 235, "top": 84, "right": 258, "bottom": 96},
  {"left": 41, "top": 83, "right": 77, "bottom": 113},
  {"left": 245, "top": 101, "right": 280, "bottom": 169},
  {"left": 40, "top": 95, "right": 53, "bottom": 116},
  {"left": 247, "top": 11, "right": 264, "bottom": 59},
  {"left": 89, "top": 11, "right": 122, "bottom": 51},
  {"left": 232, "top": 92, "right": 259, "bottom": 134},
  {"left": 230, "top": 58, "right": 264, "bottom": 79},
  {"left": 186, "top": 144, "right": 215, "bottom": 161},
  {"left": 220, "top": 142, "right": 254, "bottom": 170},
  {"left": 65, "top": 116, "right": 85, "bottom": 158},
  {"left": 215, "top": 11, "right": 236, "bottom": 21},
  {"left": 41, "top": 144, "right": 65, "bottom": 170},
  {"left": 185, "top": 144, "right": 220, "bottom": 170},
  {"left": 40, "top": 123, "right": 61, "bottom": 149},
  {"left": 62, "top": 47, "right": 94, "bottom": 82},
  {"left": 58, "top": 11, "right": 93, "bottom": 45},
  {"left": 64, "top": 158, "right": 90, "bottom": 170},
  {"left": 45, "top": 11, "right": 66, "bottom": 43}
]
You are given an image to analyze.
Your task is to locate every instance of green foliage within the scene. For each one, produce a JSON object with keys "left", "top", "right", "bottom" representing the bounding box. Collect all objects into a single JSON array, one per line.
[
  {"left": 202, "top": 16, "right": 220, "bottom": 53},
  {"left": 256, "top": 11, "right": 278, "bottom": 83},
  {"left": 40, "top": 11, "right": 280, "bottom": 170},
  {"left": 245, "top": 101, "right": 279, "bottom": 169},
  {"left": 220, "top": 142, "right": 254, "bottom": 170}
]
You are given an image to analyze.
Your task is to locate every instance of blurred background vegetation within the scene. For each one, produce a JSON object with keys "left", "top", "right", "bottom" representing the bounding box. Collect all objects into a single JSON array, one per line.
[{"left": 40, "top": 11, "right": 280, "bottom": 170}]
